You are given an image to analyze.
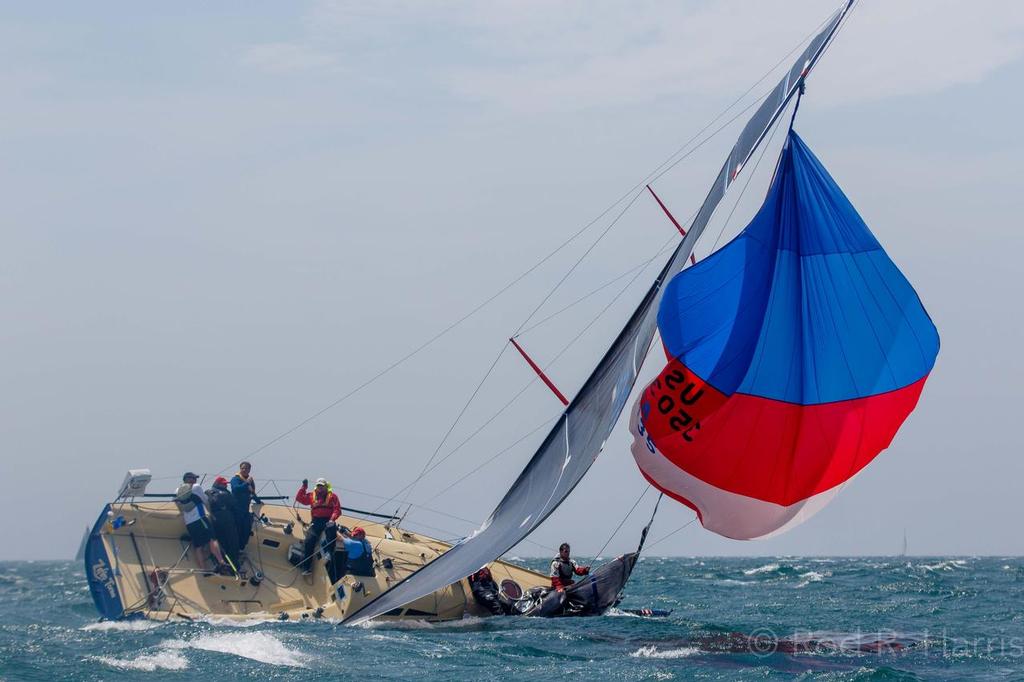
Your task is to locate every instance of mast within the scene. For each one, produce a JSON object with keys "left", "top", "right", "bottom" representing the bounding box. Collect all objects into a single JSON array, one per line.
[{"left": 344, "top": 1, "right": 855, "bottom": 626}]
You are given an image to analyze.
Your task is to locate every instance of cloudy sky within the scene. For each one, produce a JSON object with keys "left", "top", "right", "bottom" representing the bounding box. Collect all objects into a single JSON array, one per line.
[{"left": 2, "top": 1, "right": 1023, "bottom": 560}]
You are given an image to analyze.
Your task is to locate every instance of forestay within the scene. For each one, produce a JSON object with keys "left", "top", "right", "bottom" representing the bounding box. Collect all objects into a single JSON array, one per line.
[{"left": 343, "top": 2, "right": 853, "bottom": 625}]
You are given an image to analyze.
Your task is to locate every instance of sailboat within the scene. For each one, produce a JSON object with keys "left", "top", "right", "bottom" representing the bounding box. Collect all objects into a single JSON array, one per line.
[{"left": 84, "top": 0, "right": 937, "bottom": 625}]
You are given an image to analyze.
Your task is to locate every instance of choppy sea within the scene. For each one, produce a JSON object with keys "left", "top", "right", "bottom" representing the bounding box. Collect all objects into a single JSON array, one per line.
[{"left": 2, "top": 557, "right": 1022, "bottom": 680}]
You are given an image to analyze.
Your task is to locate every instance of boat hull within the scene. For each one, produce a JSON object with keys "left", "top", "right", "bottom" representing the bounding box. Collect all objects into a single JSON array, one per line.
[{"left": 85, "top": 501, "right": 548, "bottom": 623}]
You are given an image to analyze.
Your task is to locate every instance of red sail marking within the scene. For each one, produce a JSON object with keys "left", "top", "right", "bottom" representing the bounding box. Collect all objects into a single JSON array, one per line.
[
  {"left": 646, "top": 185, "right": 697, "bottom": 265},
  {"left": 638, "top": 358, "right": 931, "bottom": 506}
]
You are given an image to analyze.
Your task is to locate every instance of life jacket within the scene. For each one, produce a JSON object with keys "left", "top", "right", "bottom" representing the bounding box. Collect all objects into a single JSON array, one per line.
[
  {"left": 346, "top": 539, "right": 375, "bottom": 576},
  {"left": 550, "top": 557, "right": 580, "bottom": 588},
  {"left": 310, "top": 487, "right": 334, "bottom": 512},
  {"left": 205, "top": 486, "right": 235, "bottom": 515}
]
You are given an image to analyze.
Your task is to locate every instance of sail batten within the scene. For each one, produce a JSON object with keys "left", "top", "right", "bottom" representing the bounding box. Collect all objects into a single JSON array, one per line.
[{"left": 342, "top": 3, "right": 852, "bottom": 625}]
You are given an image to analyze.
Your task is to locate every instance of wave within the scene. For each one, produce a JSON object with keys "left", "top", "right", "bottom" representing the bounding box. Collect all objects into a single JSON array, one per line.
[
  {"left": 164, "top": 632, "right": 308, "bottom": 667},
  {"left": 920, "top": 560, "right": 967, "bottom": 572},
  {"left": 629, "top": 645, "right": 699, "bottom": 659},
  {"left": 743, "top": 563, "right": 780, "bottom": 576},
  {"left": 795, "top": 571, "right": 829, "bottom": 588},
  {"left": 359, "top": 614, "right": 489, "bottom": 631},
  {"left": 81, "top": 619, "right": 163, "bottom": 632},
  {"left": 194, "top": 615, "right": 302, "bottom": 628},
  {"left": 89, "top": 651, "right": 188, "bottom": 671}
]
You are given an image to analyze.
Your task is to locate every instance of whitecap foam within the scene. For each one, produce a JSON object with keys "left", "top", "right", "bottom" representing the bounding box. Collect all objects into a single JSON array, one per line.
[
  {"left": 82, "top": 619, "right": 162, "bottom": 632},
  {"left": 630, "top": 645, "right": 698, "bottom": 659},
  {"left": 90, "top": 651, "right": 188, "bottom": 671},
  {"left": 795, "top": 571, "right": 828, "bottom": 588},
  {"left": 195, "top": 615, "right": 287, "bottom": 628},
  {"left": 743, "top": 563, "right": 780, "bottom": 576},
  {"left": 359, "top": 614, "right": 487, "bottom": 631},
  {"left": 164, "top": 632, "right": 307, "bottom": 667}
]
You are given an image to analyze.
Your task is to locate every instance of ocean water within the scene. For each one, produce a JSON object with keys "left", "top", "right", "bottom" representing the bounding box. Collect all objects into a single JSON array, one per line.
[{"left": 2, "top": 557, "right": 1022, "bottom": 680}]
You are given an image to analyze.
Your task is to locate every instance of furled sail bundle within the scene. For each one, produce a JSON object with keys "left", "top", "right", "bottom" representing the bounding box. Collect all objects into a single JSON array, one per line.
[{"left": 630, "top": 131, "right": 939, "bottom": 540}]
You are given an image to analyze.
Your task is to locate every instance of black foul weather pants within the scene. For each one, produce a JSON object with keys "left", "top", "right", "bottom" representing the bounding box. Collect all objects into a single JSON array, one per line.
[{"left": 302, "top": 517, "right": 338, "bottom": 577}]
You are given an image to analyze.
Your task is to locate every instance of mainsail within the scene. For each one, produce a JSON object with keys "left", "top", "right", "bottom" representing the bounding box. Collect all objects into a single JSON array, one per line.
[
  {"left": 630, "top": 131, "right": 939, "bottom": 539},
  {"left": 343, "top": 2, "right": 853, "bottom": 625}
]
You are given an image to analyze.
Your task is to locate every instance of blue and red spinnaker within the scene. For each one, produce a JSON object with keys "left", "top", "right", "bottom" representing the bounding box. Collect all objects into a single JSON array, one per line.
[{"left": 630, "top": 131, "right": 939, "bottom": 540}]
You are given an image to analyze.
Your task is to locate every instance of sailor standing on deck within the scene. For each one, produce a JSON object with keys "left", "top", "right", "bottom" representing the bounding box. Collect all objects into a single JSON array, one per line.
[
  {"left": 295, "top": 478, "right": 341, "bottom": 576},
  {"left": 174, "top": 472, "right": 227, "bottom": 573},
  {"left": 230, "top": 461, "right": 261, "bottom": 553},
  {"left": 205, "top": 476, "right": 240, "bottom": 573},
  {"left": 550, "top": 542, "right": 590, "bottom": 591}
]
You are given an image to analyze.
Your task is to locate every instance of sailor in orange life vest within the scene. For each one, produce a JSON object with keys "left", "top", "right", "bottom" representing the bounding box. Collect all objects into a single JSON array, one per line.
[
  {"left": 295, "top": 478, "right": 342, "bottom": 576},
  {"left": 550, "top": 542, "right": 590, "bottom": 591}
]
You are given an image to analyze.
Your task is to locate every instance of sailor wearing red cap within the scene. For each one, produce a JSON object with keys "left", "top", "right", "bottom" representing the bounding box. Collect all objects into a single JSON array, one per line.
[
  {"left": 339, "top": 526, "right": 375, "bottom": 577},
  {"left": 206, "top": 475, "right": 240, "bottom": 572}
]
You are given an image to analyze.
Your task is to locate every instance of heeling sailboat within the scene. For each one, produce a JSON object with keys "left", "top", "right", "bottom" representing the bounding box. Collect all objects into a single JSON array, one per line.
[
  {"left": 84, "top": 1, "right": 935, "bottom": 625},
  {"left": 343, "top": 2, "right": 862, "bottom": 625}
]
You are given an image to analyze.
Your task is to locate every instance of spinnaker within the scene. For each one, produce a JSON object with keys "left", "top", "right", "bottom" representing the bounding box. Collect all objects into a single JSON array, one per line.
[{"left": 630, "top": 131, "right": 939, "bottom": 539}]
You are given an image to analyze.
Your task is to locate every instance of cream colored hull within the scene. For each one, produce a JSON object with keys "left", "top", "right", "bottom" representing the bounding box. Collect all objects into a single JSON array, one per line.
[{"left": 85, "top": 501, "right": 548, "bottom": 623}]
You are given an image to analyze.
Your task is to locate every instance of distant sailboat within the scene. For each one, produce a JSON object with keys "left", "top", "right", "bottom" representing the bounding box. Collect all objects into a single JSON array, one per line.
[
  {"left": 899, "top": 530, "right": 908, "bottom": 557},
  {"left": 74, "top": 526, "right": 89, "bottom": 562}
]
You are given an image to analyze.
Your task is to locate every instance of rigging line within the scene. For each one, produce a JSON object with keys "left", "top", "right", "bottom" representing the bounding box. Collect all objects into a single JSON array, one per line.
[
  {"left": 501, "top": 13, "right": 837, "bottom": 338},
  {"left": 421, "top": 416, "right": 558, "bottom": 504},
  {"left": 507, "top": 71, "right": 791, "bottom": 338},
  {"left": 631, "top": 8, "right": 834, "bottom": 203},
  {"left": 513, "top": 187, "right": 646, "bottom": 336},
  {"left": 596, "top": 485, "right": 650, "bottom": 559},
  {"left": 266, "top": 479, "right": 495, "bottom": 529},
  {"left": 411, "top": 220, "right": 676, "bottom": 495},
  {"left": 372, "top": 373, "right": 540, "bottom": 513},
  {"left": 645, "top": 515, "right": 699, "bottom": 550},
  {"left": 394, "top": 205, "right": 683, "bottom": 512},
  {"left": 516, "top": 230, "right": 684, "bottom": 337},
  {"left": 214, "top": 23, "right": 831, "bottom": 476},
  {"left": 643, "top": 17, "right": 834, "bottom": 189},
  {"left": 398, "top": 340, "right": 511, "bottom": 510},
  {"left": 507, "top": 11, "right": 830, "bottom": 343},
  {"left": 707, "top": 95, "right": 790, "bottom": 256}
]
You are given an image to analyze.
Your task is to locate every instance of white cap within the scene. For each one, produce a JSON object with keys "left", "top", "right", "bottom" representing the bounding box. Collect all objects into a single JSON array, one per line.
[{"left": 315, "top": 477, "right": 328, "bottom": 486}]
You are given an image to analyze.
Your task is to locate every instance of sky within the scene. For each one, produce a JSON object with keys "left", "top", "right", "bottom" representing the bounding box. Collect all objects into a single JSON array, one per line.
[{"left": 1, "top": 1, "right": 1023, "bottom": 560}]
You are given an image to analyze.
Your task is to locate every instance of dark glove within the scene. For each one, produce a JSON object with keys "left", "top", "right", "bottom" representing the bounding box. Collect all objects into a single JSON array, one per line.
[
  {"left": 582, "top": 566, "right": 591, "bottom": 575},
  {"left": 252, "top": 495, "right": 263, "bottom": 504},
  {"left": 302, "top": 478, "right": 308, "bottom": 488}
]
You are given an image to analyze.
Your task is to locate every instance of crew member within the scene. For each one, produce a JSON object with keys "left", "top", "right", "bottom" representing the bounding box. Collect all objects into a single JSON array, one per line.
[
  {"left": 295, "top": 478, "right": 341, "bottom": 576},
  {"left": 549, "top": 542, "right": 589, "bottom": 591},
  {"left": 230, "top": 461, "right": 261, "bottom": 552},
  {"left": 468, "top": 566, "right": 512, "bottom": 615},
  {"left": 205, "top": 476, "right": 240, "bottom": 573},
  {"left": 339, "top": 527, "right": 375, "bottom": 577},
  {"left": 175, "top": 472, "right": 227, "bottom": 572}
]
